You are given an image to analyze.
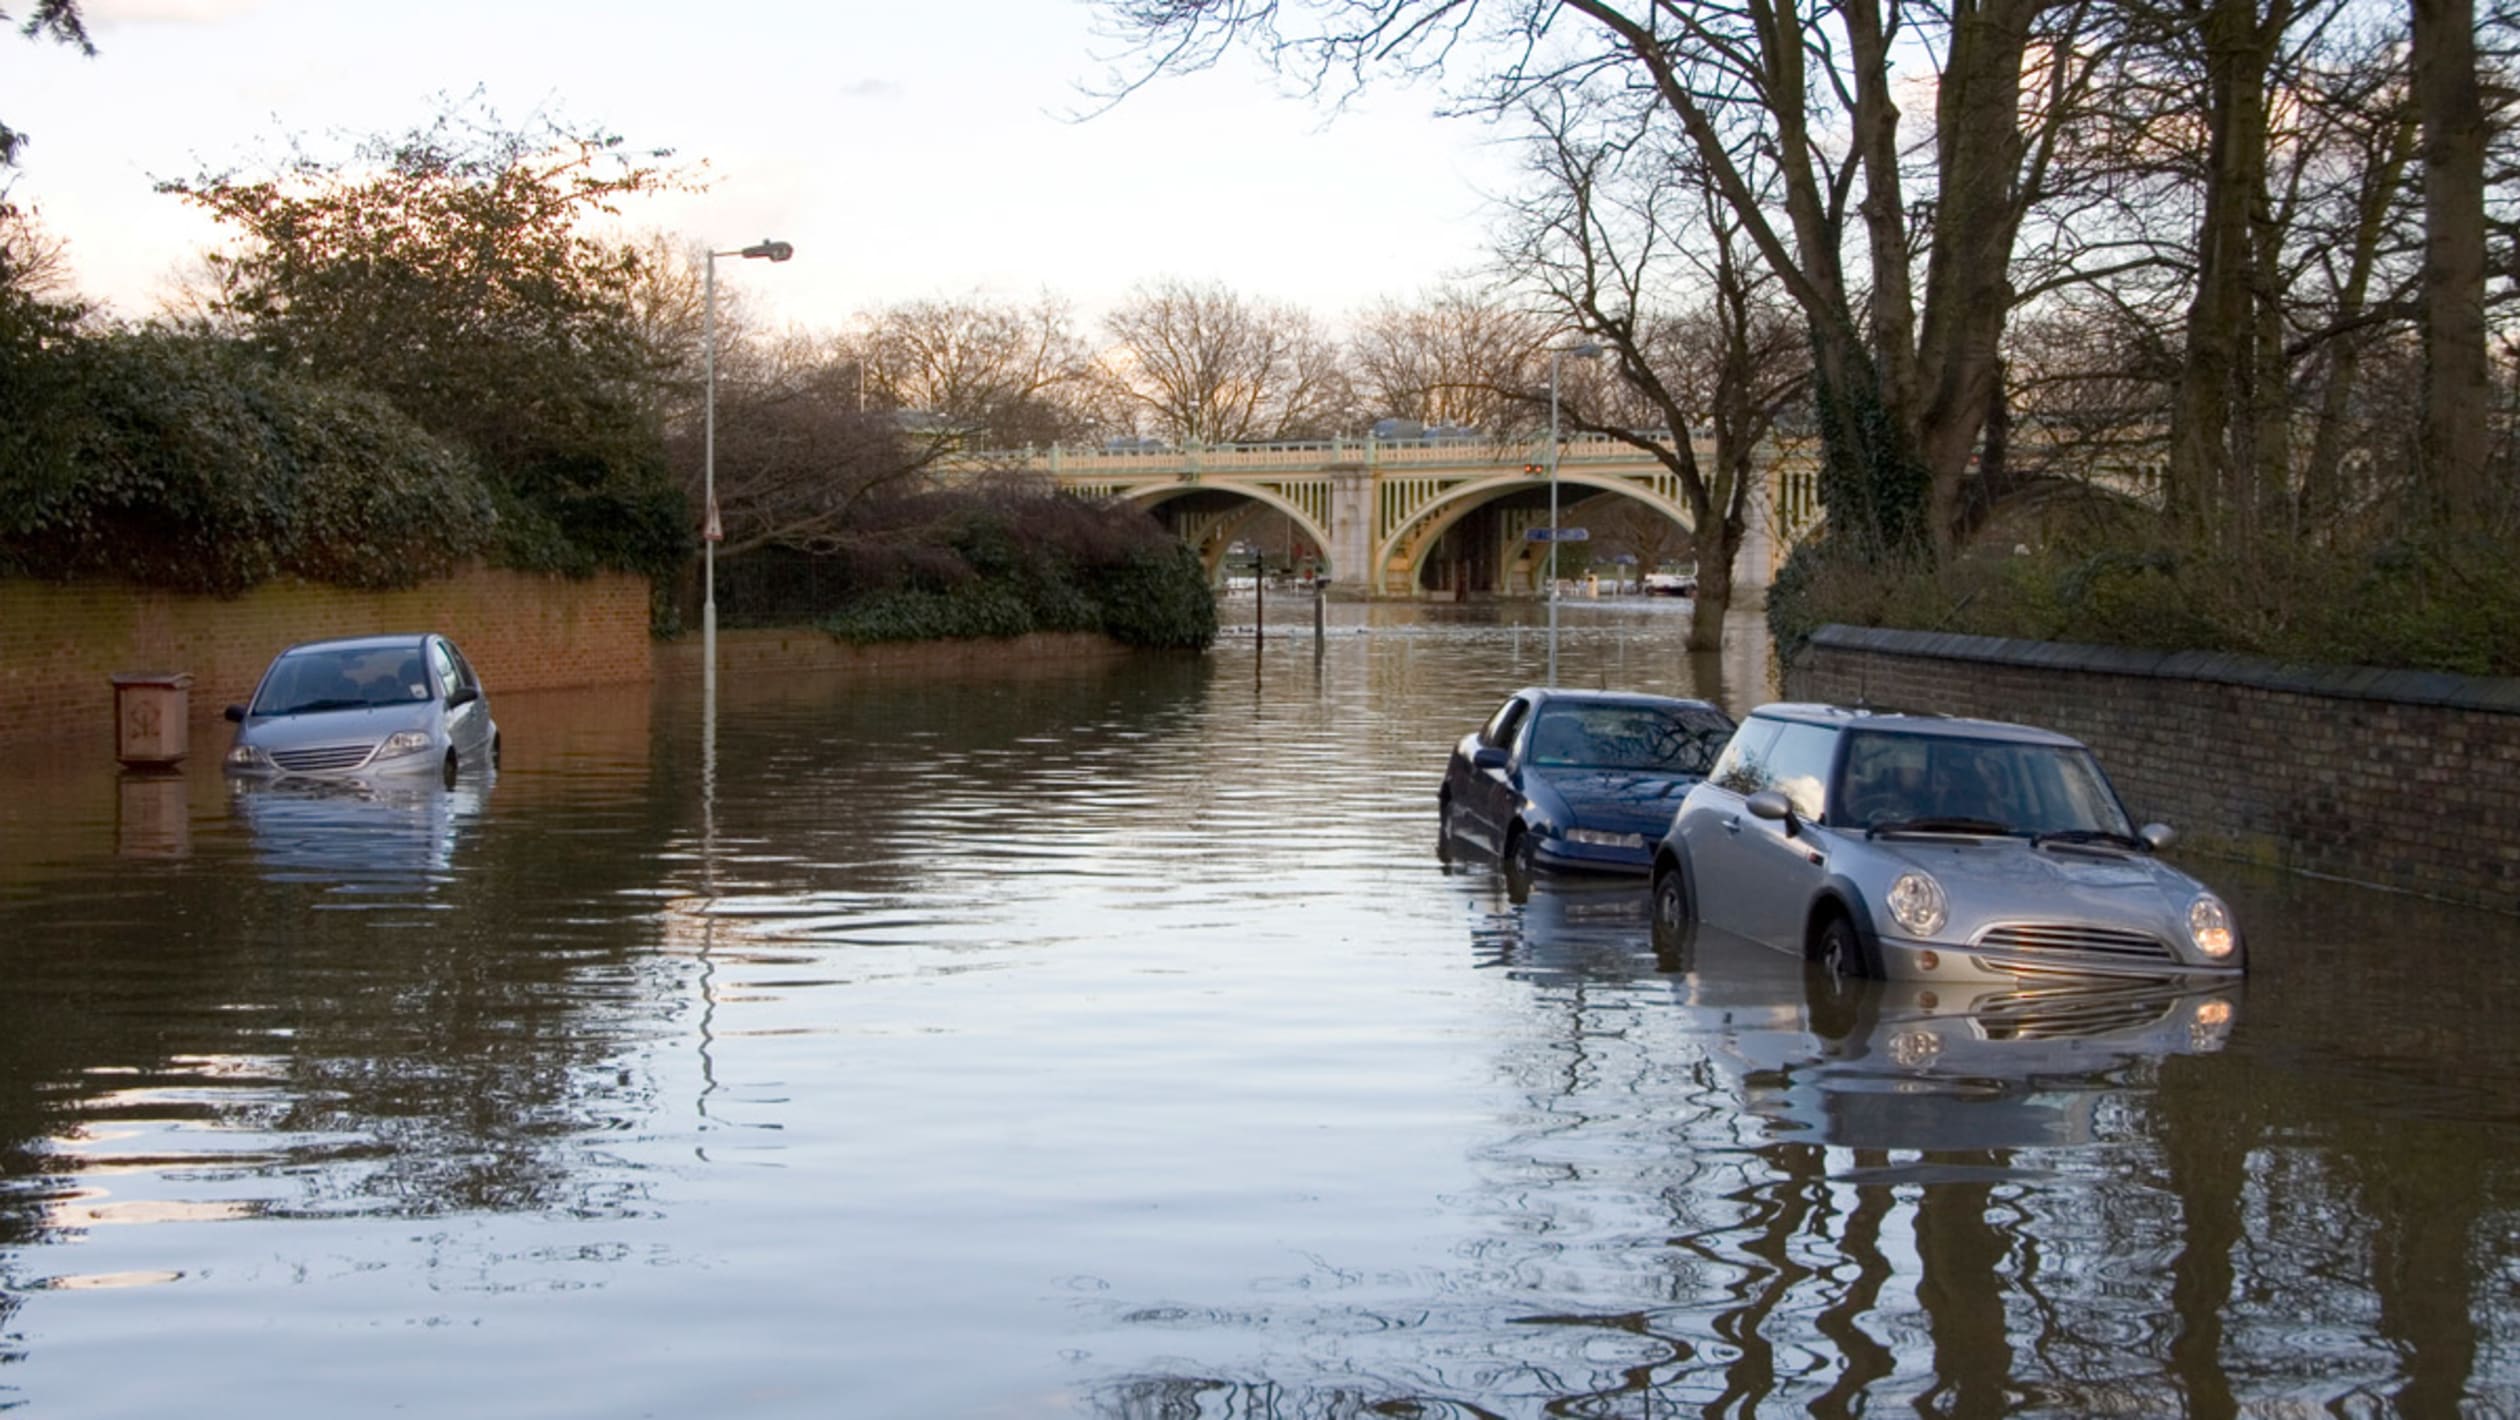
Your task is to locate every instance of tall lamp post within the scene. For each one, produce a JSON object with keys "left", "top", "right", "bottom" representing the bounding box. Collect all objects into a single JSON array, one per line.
[
  {"left": 703, "top": 239, "right": 795, "bottom": 707},
  {"left": 1547, "top": 340, "right": 1604, "bottom": 687}
]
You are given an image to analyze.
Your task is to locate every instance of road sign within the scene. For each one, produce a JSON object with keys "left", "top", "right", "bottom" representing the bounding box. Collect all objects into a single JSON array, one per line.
[{"left": 1525, "top": 526, "right": 1590, "bottom": 542}]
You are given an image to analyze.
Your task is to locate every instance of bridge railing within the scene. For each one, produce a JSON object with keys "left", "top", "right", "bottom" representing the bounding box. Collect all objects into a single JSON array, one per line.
[{"left": 947, "top": 430, "right": 1702, "bottom": 478}]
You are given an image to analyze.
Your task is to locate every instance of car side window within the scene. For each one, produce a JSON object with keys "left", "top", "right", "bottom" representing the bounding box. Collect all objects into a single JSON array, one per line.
[
  {"left": 1705, "top": 718, "right": 1782, "bottom": 796},
  {"left": 429, "top": 642, "right": 461, "bottom": 700},
  {"left": 1762, "top": 723, "right": 1840, "bottom": 821},
  {"left": 1480, "top": 698, "right": 1530, "bottom": 750},
  {"left": 445, "top": 643, "right": 480, "bottom": 695}
]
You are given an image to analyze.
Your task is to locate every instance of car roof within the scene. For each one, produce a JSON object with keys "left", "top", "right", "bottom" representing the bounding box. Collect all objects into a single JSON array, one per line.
[
  {"left": 1743, "top": 701, "right": 2087, "bottom": 748},
  {"left": 277, "top": 633, "right": 435, "bottom": 656},
  {"left": 1513, "top": 687, "right": 1725, "bottom": 712}
]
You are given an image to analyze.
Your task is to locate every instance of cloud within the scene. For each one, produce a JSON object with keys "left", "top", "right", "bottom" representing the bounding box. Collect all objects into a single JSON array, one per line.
[{"left": 833, "top": 78, "right": 901, "bottom": 101}]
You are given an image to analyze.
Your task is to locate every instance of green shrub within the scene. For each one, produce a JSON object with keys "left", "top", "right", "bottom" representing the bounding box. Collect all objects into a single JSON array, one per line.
[
  {"left": 0, "top": 330, "right": 497, "bottom": 594},
  {"left": 788, "top": 491, "right": 1217, "bottom": 651},
  {"left": 1774, "top": 523, "right": 2520, "bottom": 677}
]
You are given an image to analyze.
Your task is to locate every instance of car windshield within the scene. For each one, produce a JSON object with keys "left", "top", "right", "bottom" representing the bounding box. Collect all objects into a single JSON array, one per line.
[
  {"left": 1525, "top": 703, "right": 1734, "bottom": 774},
  {"left": 252, "top": 647, "right": 435, "bottom": 716},
  {"left": 1833, "top": 729, "right": 2134, "bottom": 837}
]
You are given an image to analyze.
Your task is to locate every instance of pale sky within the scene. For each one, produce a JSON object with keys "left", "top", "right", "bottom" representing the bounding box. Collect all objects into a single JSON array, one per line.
[{"left": 6, "top": 0, "right": 1531, "bottom": 332}]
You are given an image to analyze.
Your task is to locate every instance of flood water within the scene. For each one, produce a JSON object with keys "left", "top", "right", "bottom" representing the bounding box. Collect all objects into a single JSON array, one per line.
[{"left": 1, "top": 598, "right": 2516, "bottom": 1417}]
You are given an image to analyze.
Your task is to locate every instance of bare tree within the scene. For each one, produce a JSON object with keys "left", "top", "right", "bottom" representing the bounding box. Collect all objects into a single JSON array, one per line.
[
  {"left": 850, "top": 293, "right": 1105, "bottom": 448},
  {"left": 1500, "top": 89, "right": 1809, "bottom": 651},
  {"left": 1099, "top": 277, "right": 1354, "bottom": 443},
  {"left": 1349, "top": 283, "right": 1547, "bottom": 430},
  {"left": 2415, "top": 0, "right": 2494, "bottom": 524},
  {"left": 1093, "top": 0, "right": 2105, "bottom": 559}
]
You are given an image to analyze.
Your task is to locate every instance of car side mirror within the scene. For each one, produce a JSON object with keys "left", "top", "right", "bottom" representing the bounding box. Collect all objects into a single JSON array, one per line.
[
  {"left": 1471, "top": 746, "right": 1508, "bottom": 771},
  {"left": 2139, "top": 822, "right": 2177, "bottom": 851},
  {"left": 1745, "top": 789, "right": 1796, "bottom": 828},
  {"left": 223, "top": 704, "right": 246, "bottom": 723},
  {"left": 447, "top": 685, "right": 478, "bottom": 707}
]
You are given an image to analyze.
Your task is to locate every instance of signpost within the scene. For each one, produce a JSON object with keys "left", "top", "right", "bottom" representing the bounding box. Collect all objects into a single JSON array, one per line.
[{"left": 1526, "top": 527, "right": 1590, "bottom": 542}]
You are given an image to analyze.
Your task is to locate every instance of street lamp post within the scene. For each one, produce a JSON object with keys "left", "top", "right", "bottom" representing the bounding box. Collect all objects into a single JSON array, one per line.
[
  {"left": 702, "top": 238, "right": 795, "bottom": 708},
  {"left": 1547, "top": 340, "right": 1604, "bottom": 687}
]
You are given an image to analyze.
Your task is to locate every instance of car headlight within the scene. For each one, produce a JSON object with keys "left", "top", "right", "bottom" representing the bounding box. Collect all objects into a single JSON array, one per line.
[
  {"left": 1564, "top": 828, "right": 1646, "bottom": 849},
  {"left": 226, "top": 745, "right": 268, "bottom": 767},
  {"left": 374, "top": 730, "right": 434, "bottom": 760},
  {"left": 1885, "top": 871, "right": 1947, "bottom": 937},
  {"left": 2188, "top": 895, "right": 2237, "bottom": 958}
]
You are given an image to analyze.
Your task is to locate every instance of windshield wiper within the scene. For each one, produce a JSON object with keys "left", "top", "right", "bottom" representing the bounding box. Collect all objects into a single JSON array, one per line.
[
  {"left": 1866, "top": 816, "right": 2016, "bottom": 839},
  {"left": 276, "top": 697, "right": 368, "bottom": 714},
  {"left": 2032, "top": 827, "right": 2152, "bottom": 853}
]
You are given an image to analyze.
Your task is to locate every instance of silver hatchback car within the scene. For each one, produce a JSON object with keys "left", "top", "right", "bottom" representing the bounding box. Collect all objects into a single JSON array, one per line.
[
  {"left": 1651, "top": 703, "right": 2243, "bottom": 982},
  {"left": 223, "top": 633, "right": 499, "bottom": 787}
]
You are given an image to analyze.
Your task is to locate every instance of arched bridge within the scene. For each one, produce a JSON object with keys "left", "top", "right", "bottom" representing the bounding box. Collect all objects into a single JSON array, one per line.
[{"left": 947, "top": 433, "right": 1826, "bottom": 599}]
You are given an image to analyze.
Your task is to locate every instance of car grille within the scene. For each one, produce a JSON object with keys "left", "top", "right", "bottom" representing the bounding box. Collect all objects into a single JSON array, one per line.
[
  {"left": 269, "top": 743, "right": 376, "bottom": 773},
  {"left": 1974, "top": 985, "right": 2180, "bottom": 1040},
  {"left": 1973, "top": 922, "right": 2175, "bottom": 964}
]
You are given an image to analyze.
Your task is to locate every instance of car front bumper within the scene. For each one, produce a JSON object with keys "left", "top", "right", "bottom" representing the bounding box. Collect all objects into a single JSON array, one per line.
[{"left": 1873, "top": 932, "right": 2246, "bottom": 983}]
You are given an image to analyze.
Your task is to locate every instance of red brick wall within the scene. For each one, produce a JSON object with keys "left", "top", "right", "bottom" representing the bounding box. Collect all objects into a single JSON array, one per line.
[
  {"left": 1788, "top": 625, "right": 2520, "bottom": 916},
  {"left": 0, "top": 566, "right": 652, "bottom": 747}
]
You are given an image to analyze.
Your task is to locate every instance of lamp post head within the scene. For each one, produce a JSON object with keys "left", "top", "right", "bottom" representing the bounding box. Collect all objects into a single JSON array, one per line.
[
  {"left": 1568, "top": 340, "right": 1605, "bottom": 360},
  {"left": 739, "top": 240, "right": 795, "bottom": 262}
]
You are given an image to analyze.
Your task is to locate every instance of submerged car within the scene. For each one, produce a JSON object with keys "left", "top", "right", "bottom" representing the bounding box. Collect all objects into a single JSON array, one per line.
[
  {"left": 223, "top": 633, "right": 499, "bottom": 787},
  {"left": 1439, "top": 688, "right": 1735, "bottom": 895},
  {"left": 1650, "top": 703, "right": 2243, "bottom": 982}
]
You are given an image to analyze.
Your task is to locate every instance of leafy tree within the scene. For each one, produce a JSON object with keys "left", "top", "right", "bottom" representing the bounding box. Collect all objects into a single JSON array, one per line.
[{"left": 162, "top": 97, "right": 694, "bottom": 576}]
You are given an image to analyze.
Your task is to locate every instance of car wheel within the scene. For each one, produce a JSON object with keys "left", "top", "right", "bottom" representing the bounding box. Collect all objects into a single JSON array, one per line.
[
  {"left": 1813, "top": 912, "right": 1867, "bottom": 981},
  {"left": 1653, "top": 867, "right": 1693, "bottom": 943},
  {"left": 441, "top": 751, "right": 459, "bottom": 789},
  {"left": 1436, "top": 793, "right": 1456, "bottom": 863},
  {"left": 491, "top": 732, "right": 502, "bottom": 770},
  {"left": 1503, "top": 827, "right": 1536, "bottom": 905}
]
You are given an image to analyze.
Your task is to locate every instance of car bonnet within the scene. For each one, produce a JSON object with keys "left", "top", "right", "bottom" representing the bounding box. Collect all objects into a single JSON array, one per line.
[{"left": 1857, "top": 833, "right": 2204, "bottom": 921}]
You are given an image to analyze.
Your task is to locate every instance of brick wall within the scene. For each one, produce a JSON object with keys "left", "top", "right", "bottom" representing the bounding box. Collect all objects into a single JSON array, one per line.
[
  {"left": 0, "top": 566, "right": 652, "bottom": 748},
  {"left": 1787, "top": 625, "right": 2520, "bottom": 915}
]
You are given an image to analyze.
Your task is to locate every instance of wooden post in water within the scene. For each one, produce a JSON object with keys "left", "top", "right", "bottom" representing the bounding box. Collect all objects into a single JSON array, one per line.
[{"left": 1313, "top": 581, "right": 1326, "bottom": 658}]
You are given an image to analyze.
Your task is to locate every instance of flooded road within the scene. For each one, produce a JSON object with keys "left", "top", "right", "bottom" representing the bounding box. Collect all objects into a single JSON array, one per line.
[{"left": 1, "top": 599, "right": 2515, "bottom": 1416}]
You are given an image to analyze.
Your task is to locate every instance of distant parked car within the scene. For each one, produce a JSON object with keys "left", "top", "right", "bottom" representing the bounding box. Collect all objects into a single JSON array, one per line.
[
  {"left": 1650, "top": 703, "right": 2243, "bottom": 982},
  {"left": 223, "top": 633, "right": 499, "bottom": 788},
  {"left": 1440, "top": 688, "right": 1735, "bottom": 897}
]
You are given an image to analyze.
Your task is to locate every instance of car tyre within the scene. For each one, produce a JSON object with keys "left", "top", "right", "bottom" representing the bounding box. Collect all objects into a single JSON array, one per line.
[
  {"left": 491, "top": 732, "right": 502, "bottom": 770},
  {"left": 1653, "top": 862, "right": 1693, "bottom": 948},
  {"left": 1503, "top": 827, "right": 1536, "bottom": 905},
  {"left": 1813, "top": 911, "right": 1867, "bottom": 981},
  {"left": 441, "top": 750, "right": 459, "bottom": 790},
  {"left": 1436, "top": 792, "right": 1457, "bottom": 863}
]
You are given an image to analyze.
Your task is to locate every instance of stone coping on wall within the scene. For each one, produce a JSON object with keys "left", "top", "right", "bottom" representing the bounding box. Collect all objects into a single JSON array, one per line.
[{"left": 1805, "top": 624, "right": 2520, "bottom": 715}]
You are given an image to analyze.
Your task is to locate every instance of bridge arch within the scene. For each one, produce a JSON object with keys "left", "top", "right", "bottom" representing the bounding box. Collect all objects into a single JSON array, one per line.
[
  {"left": 1120, "top": 484, "right": 1337, "bottom": 581},
  {"left": 1377, "top": 469, "right": 1697, "bottom": 598}
]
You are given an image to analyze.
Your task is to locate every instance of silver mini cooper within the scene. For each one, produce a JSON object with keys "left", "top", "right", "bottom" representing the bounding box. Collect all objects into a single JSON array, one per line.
[
  {"left": 223, "top": 633, "right": 499, "bottom": 787},
  {"left": 1650, "top": 703, "right": 2243, "bottom": 982}
]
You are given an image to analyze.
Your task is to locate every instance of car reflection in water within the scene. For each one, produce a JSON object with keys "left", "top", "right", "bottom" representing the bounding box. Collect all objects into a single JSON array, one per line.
[
  {"left": 1469, "top": 868, "right": 2242, "bottom": 1155},
  {"left": 1674, "top": 921, "right": 2241, "bottom": 1152},
  {"left": 228, "top": 771, "right": 492, "bottom": 897}
]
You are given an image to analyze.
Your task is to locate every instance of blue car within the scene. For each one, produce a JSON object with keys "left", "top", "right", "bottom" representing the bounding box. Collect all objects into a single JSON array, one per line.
[{"left": 1439, "top": 688, "right": 1735, "bottom": 899}]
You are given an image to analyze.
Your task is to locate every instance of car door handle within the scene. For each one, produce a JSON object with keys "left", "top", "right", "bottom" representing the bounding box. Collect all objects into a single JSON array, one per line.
[{"left": 1721, "top": 815, "right": 1741, "bottom": 834}]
